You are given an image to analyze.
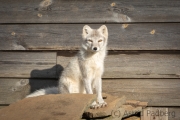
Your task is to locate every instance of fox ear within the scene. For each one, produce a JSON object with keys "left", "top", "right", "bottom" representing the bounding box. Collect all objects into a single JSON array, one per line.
[
  {"left": 82, "top": 25, "right": 92, "bottom": 39},
  {"left": 98, "top": 25, "right": 108, "bottom": 38}
]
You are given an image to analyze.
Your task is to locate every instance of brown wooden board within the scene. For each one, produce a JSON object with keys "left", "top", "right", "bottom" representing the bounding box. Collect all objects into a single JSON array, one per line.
[
  {"left": 0, "top": 52, "right": 57, "bottom": 78},
  {"left": 1, "top": 51, "right": 179, "bottom": 79},
  {"left": 1, "top": 24, "right": 180, "bottom": 50},
  {"left": 168, "top": 107, "right": 180, "bottom": 120},
  {"left": 0, "top": 78, "right": 57, "bottom": 104},
  {"left": 141, "top": 107, "right": 168, "bottom": 120},
  {"left": 0, "top": 79, "right": 30, "bottom": 104},
  {"left": 103, "top": 79, "right": 180, "bottom": 106},
  {"left": 141, "top": 107, "right": 180, "bottom": 120},
  {"left": 0, "top": 0, "right": 180, "bottom": 23},
  {"left": 0, "top": 78, "right": 180, "bottom": 106},
  {"left": 57, "top": 51, "right": 180, "bottom": 78}
]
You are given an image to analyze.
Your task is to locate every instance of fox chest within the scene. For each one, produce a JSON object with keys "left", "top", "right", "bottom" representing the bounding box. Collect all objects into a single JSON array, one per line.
[{"left": 86, "top": 56, "right": 104, "bottom": 72}]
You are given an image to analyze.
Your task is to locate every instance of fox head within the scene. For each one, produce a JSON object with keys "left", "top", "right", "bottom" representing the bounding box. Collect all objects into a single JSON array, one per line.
[{"left": 82, "top": 25, "right": 108, "bottom": 52}]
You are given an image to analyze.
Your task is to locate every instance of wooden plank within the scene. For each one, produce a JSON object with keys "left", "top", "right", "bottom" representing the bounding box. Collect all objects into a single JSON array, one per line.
[
  {"left": 4, "top": 51, "right": 179, "bottom": 79},
  {"left": 141, "top": 107, "right": 168, "bottom": 120},
  {"left": 103, "top": 79, "right": 180, "bottom": 106},
  {"left": 0, "top": 0, "right": 180, "bottom": 23},
  {"left": 1, "top": 78, "right": 180, "bottom": 106},
  {"left": 57, "top": 51, "right": 180, "bottom": 78},
  {"left": 168, "top": 108, "right": 180, "bottom": 120},
  {"left": 0, "top": 52, "right": 57, "bottom": 78},
  {"left": 1, "top": 24, "right": 180, "bottom": 50},
  {"left": 0, "top": 79, "right": 30, "bottom": 104},
  {"left": 141, "top": 107, "right": 180, "bottom": 120},
  {"left": 0, "top": 78, "right": 57, "bottom": 104}
]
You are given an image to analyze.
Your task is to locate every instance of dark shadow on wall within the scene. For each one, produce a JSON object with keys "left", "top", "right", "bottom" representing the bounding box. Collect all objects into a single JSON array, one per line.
[{"left": 29, "top": 64, "right": 63, "bottom": 93}]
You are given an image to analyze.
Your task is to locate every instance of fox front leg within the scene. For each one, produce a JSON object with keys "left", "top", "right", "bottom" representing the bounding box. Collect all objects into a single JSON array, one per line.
[
  {"left": 83, "top": 78, "right": 93, "bottom": 94},
  {"left": 90, "top": 78, "right": 107, "bottom": 109},
  {"left": 82, "top": 77, "right": 101, "bottom": 109}
]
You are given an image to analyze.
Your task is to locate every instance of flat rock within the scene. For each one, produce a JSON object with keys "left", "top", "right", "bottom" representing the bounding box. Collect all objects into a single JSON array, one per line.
[
  {"left": 122, "top": 105, "right": 142, "bottom": 118},
  {"left": 83, "top": 93, "right": 126, "bottom": 118},
  {"left": 100, "top": 105, "right": 142, "bottom": 120},
  {"left": 123, "top": 116, "right": 140, "bottom": 120},
  {"left": 125, "top": 100, "right": 148, "bottom": 108},
  {"left": 0, "top": 94, "right": 96, "bottom": 120},
  {"left": 103, "top": 107, "right": 125, "bottom": 120}
]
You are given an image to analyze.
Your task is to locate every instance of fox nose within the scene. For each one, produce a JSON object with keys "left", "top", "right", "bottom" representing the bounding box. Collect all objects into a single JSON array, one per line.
[{"left": 93, "top": 47, "right": 97, "bottom": 51}]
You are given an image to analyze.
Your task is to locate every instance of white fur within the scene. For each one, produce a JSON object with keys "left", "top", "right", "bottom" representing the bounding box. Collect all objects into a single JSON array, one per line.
[
  {"left": 26, "top": 25, "right": 108, "bottom": 108},
  {"left": 26, "top": 87, "right": 58, "bottom": 98}
]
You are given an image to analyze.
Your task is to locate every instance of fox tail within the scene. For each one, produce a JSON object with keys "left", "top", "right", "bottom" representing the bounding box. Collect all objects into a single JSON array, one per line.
[{"left": 26, "top": 87, "right": 58, "bottom": 98}]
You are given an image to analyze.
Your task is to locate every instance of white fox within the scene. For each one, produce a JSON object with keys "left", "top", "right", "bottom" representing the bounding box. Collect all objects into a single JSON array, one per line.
[{"left": 27, "top": 25, "right": 108, "bottom": 109}]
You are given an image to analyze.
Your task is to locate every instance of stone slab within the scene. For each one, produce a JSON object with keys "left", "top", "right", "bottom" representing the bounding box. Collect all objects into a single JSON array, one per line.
[
  {"left": 124, "top": 116, "right": 140, "bottom": 120},
  {"left": 125, "top": 100, "right": 148, "bottom": 108},
  {"left": 0, "top": 94, "right": 96, "bottom": 120},
  {"left": 122, "top": 105, "right": 142, "bottom": 118},
  {"left": 83, "top": 94, "right": 126, "bottom": 118}
]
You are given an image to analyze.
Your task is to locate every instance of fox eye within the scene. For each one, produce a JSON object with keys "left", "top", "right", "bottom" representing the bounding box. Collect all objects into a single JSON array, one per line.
[
  {"left": 98, "top": 39, "right": 103, "bottom": 42},
  {"left": 87, "top": 39, "right": 93, "bottom": 42}
]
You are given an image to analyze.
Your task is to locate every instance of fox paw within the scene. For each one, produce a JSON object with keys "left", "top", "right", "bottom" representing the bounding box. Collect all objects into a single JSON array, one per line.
[
  {"left": 90, "top": 101, "right": 107, "bottom": 109},
  {"left": 99, "top": 102, "right": 107, "bottom": 108}
]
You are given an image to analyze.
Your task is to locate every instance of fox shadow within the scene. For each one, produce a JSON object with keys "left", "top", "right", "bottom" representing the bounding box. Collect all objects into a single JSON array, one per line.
[{"left": 29, "top": 64, "right": 63, "bottom": 93}]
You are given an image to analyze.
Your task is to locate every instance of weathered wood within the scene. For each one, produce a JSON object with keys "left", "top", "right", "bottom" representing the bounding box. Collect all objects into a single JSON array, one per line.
[
  {"left": 141, "top": 107, "right": 178, "bottom": 120},
  {"left": 103, "top": 79, "right": 180, "bottom": 106},
  {"left": 0, "top": 0, "right": 180, "bottom": 23},
  {"left": 1, "top": 24, "right": 180, "bottom": 50},
  {"left": 0, "top": 78, "right": 57, "bottom": 104},
  {"left": 0, "top": 79, "right": 30, "bottom": 104},
  {"left": 168, "top": 107, "right": 180, "bottom": 120},
  {"left": 0, "top": 52, "right": 57, "bottom": 78},
  {"left": 141, "top": 107, "right": 168, "bottom": 120},
  {"left": 1, "top": 79, "right": 180, "bottom": 106},
  {"left": 57, "top": 51, "right": 180, "bottom": 78},
  {"left": 1, "top": 51, "right": 179, "bottom": 78}
]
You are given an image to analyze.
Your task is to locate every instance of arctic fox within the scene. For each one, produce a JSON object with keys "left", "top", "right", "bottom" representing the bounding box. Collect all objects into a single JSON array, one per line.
[{"left": 27, "top": 25, "right": 108, "bottom": 109}]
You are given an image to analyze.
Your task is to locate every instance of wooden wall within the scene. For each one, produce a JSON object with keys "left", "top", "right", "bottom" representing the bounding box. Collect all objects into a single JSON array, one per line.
[{"left": 0, "top": 0, "right": 180, "bottom": 117}]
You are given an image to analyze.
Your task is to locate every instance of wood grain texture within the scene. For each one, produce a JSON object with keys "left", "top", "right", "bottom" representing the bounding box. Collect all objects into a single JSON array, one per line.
[
  {"left": 141, "top": 107, "right": 180, "bottom": 120},
  {"left": 168, "top": 107, "right": 180, "bottom": 120},
  {"left": 57, "top": 51, "right": 180, "bottom": 78},
  {"left": 0, "top": 79, "right": 180, "bottom": 106},
  {"left": 141, "top": 107, "right": 168, "bottom": 120},
  {"left": 0, "top": 52, "right": 57, "bottom": 78},
  {"left": 103, "top": 79, "right": 180, "bottom": 106},
  {"left": 0, "top": 78, "right": 57, "bottom": 104},
  {"left": 1, "top": 24, "right": 180, "bottom": 50},
  {"left": 0, "top": 79, "right": 30, "bottom": 104},
  {"left": 0, "top": 0, "right": 180, "bottom": 23},
  {"left": 0, "top": 51, "right": 179, "bottom": 79}
]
